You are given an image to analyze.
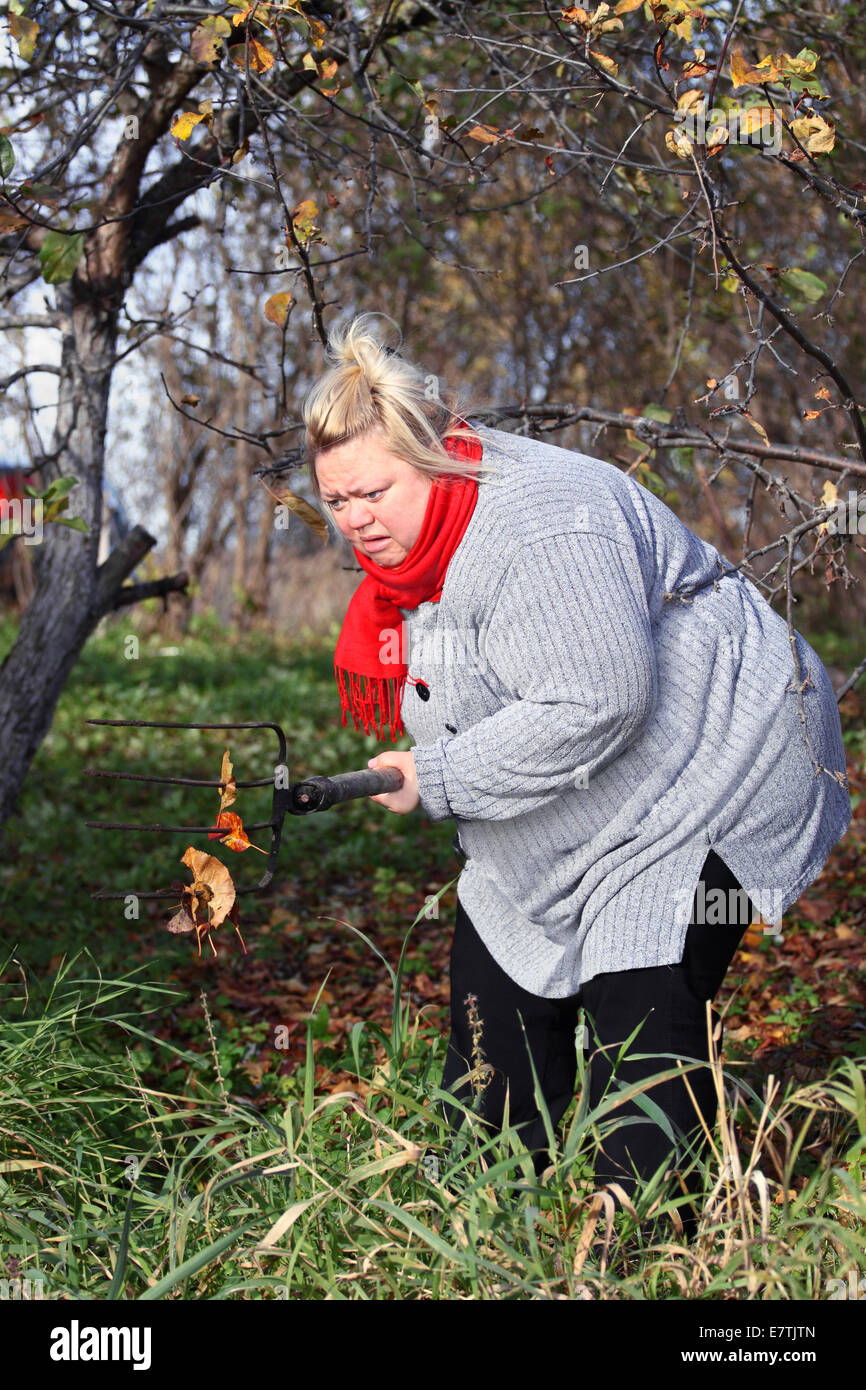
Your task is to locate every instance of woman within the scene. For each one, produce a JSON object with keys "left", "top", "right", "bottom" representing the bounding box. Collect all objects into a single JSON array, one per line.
[{"left": 302, "top": 313, "right": 852, "bottom": 1233}]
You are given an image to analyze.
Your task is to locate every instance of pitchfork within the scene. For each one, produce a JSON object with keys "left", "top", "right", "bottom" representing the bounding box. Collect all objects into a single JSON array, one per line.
[{"left": 82, "top": 718, "right": 404, "bottom": 900}]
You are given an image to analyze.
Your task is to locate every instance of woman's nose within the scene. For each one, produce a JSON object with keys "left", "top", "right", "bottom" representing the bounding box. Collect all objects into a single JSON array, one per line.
[{"left": 345, "top": 500, "right": 375, "bottom": 530}]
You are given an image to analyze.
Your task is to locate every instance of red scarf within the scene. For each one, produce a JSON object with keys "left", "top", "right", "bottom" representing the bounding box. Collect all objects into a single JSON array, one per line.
[{"left": 334, "top": 420, "right": 482, "bottom": 740}]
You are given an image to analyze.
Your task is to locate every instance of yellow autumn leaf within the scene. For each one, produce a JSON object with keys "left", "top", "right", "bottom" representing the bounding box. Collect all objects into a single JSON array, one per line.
[
  {"left": 739, "top": 106, "right": 777, "bottom": 138},
  {"left": 249, "top": 39, "right": 276, "bottom": 72},
  {"left": 10, "top": 14, "right": 38, "bottom": 63},
  {"left": 589, "top": 49, "right": 619, "bottom": 77},
  {"left": 218, "top": 748, "right": 237, "bottom": 814},
  {"left": 229, "top": 39, "right": 275, "bottom": 72},
  {"left": 171, "top": 111, "right": 207, "bottom": 141},
  {"left": 731, "top": 46, "right": 818, "bottom": 89},
  {"left": 264, "top": 291, "right": 293, "bottom": 326},
  {"left": 561, "top": 6, "right": 593, "bottom": 24},
  {"left": 772, "top": 49, "right": 818, "bottom": 76},
  {"left": 232, "top": 1, "right": 302, "bottom": 25},
  {"left": 817, "top": 480, "right": 837, "bottom": 534},
  {"left": 790, "top": 114, "right": 835, "bottom": 155},
  {"left": 657, "top": 0, "right": 698, "bottom": 42},
  {"left": 741, "top": 411, "right": 769, "bottom": 446},
  {"left": 730, "top": 48, "right": 769, "bottom": 88},
  {"left": 753, "top": 54, "right": 785, "bottom": 77},
  {"left": 306, "top": 16, "right": 328, "bottom": 48},
  {"left": 467, "top": 124, "right": 504, "bottom": 143},
  {"left": 302, "top": 51, "right": 318, "bottom": 70},
  {"left": 266, "top": 482, "right": 330, "bottom": 544},
  {"left": 614, "top": 0, "right": 644, "bottom": 11},
  {"left": 292, "top": 197, "right": 321, "bottom": 246},
  {"left": 677, "top": 89, "right": 705, "bottom": 113},
  {"left": 191, "top": 15, "right": 232, "bottom": 67},
  {"left": 665, "top": 127, "right": 694, "bottom": 158}
]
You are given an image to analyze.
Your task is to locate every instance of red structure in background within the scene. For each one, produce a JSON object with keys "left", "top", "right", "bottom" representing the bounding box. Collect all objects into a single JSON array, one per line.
[
  {"left": 0, "top": 463, "right": 42, "bottom": 604},
  {"left": 0, "top": 465, "right": 28, "bottom": 509}
]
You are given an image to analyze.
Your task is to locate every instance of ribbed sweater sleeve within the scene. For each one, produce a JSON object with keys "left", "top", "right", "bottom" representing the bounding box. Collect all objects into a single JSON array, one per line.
[{"left": 411, "top": 531, "right": 658, "bottom": 823}]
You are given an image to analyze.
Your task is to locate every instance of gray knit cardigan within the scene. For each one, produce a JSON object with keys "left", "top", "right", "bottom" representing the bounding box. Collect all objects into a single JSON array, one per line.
[{"left": 396, "top": 424, "right": 852, "bottom": 997}]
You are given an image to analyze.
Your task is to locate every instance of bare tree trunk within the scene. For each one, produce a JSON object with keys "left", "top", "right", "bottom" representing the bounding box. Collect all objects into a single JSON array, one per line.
[
  {"left": 0, "top": 283, "right": 144, "bottom": 828},
  {"left": 249, "top": 498, "right": 274, "bottom": 619},
  {"left": 231, "top": 434, "right": 252, "bottom": 622},
  {"left": 10, "top": 541, "right": 35, "bottom": 610}
]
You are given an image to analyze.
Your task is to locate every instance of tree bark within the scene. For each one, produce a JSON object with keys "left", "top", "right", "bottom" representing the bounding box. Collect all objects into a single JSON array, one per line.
[{"left": 0, "top": 279, "right": 130, "bottom": 828}]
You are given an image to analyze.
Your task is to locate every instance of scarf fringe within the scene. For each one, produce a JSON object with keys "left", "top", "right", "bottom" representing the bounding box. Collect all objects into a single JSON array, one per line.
[{"left": 336, "top": 662, "right": 406, "bottom": 742}]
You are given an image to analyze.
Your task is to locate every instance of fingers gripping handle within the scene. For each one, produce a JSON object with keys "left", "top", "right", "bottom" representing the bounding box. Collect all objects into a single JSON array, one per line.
[{"left": 289, "top": 765, "right": 404, "bottom": 815}]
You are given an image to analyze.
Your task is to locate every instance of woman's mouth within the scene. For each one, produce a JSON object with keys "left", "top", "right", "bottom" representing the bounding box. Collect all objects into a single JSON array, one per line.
[{"left": 360, "top": 535, "right": 390, "bottom": 551}]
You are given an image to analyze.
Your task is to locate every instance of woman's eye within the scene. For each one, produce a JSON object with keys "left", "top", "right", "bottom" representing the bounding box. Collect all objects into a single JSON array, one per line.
[{"left": 326, "top": 490, "right": 383, "bottom": 508}]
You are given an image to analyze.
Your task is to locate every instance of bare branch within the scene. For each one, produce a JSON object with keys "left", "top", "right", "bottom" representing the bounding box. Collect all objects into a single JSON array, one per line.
[
  {"left": 91, "top": 525, "right": 157, "bottom": 619},
  {"left": 109, "top": 571, "right": 189, "bottom": 612},
  {"left": 0, "top": 364, "right": 61, "bottom": 390},
  {"left": 0, "top": 314, "right": 61, "bottom": 330}
]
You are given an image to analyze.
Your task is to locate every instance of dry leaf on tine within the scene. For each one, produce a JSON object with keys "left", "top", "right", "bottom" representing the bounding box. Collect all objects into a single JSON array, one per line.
[
  {"left": 163, "top": 874, "right": 215, "bottom": 957},
  {"left": 180, "top": 846, "right": 236, "bottom": 928},
  {"left": 162, "top": 848, "right": 246, "bottom": 957},
  {"left": 228, "top": 900, "right": 247, "bottom": 955},
  {"left": 165, "top": 903, "right": 198, "bottom": 935},
  {"left": 218, "top": 747, "right": 237, "bottom": 813},
  {"left": 208, "top": 810, "right": 268, "bottom": 855}
]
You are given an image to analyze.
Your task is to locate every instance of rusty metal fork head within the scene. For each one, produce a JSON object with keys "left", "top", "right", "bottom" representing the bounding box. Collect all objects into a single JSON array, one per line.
[{"left": 83, "top": 719, "right": 291, "bottom": 899}]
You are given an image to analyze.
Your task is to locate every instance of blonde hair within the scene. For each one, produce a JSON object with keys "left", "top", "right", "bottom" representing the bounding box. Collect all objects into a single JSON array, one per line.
[{"left": 301, "top": 312, "right": 505, "bottom": 507}]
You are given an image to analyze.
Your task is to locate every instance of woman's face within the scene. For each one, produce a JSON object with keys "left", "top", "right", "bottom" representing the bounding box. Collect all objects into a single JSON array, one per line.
[{"left": 315, "top": 429, "right": 434, "bottom": 567}]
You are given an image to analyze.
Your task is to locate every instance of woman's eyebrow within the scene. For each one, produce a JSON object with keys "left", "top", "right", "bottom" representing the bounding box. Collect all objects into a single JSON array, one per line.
[{"left": 321, "top": 482, "right": 388, "bottom": 500}]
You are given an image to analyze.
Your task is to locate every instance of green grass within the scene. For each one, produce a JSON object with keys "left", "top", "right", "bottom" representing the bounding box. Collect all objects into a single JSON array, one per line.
[
  {"left": 1, "top": 940, "right": 865, "bottom": 1299},
  {"left": 0, "top": 606, "right": 864, "bottom": 1298}
]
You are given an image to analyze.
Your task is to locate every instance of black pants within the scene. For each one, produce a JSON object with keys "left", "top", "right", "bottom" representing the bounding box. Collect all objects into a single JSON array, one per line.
[{"left": 440, "top": 849, "right": 754, "bottom": 1232}]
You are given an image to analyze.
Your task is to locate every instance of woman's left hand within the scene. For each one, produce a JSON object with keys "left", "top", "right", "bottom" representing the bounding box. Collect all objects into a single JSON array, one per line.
[{"left": 366, "top": 750, "right": 420, "bottom": 815}]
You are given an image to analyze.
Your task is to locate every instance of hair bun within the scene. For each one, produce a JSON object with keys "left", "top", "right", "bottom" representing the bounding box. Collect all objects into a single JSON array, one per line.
[{"left": 302, "top": 310, "right": 490, "bottom": 490}]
